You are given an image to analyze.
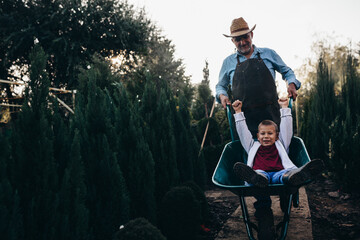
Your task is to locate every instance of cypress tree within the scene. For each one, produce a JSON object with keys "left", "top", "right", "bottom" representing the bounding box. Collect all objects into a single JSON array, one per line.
[
  {"left": 174, "top": 93, "right": 206, "bottom": 188},
  {"left": 56, "top": 129, "right": 89, "bottom": 240},
  {"left": 10, "top": 45, "right": 59, "bottom": 239},
  {"left": 51, "top": 102, "right": 71, "bottom": 181},
  {"left": 95, "top": 135, "right": 128, "bottom": 239},
  {"left": 156, "top": 88, "right": 179, "bottom": 200},
  {"left": 74, "top": 65, "right": 130, "bottom": 239},
  {"left": 301, "top": 54, "right": 336, "bottom": 161},
  {"left": 342, "top": 53, "right": 360, "bottom": 119},
  {"left": 140, "top": 79, "right": 179, "bottom": 204},
  {"left": 7, "top": 191, "right": 24, "bottom": 240},
  {"left": 330, "top": 52, "right": 360, "bottom": 191},
  {"left": 111, "top": 83, "right": 156, "bottom": 223},
  {"left": 191, "top": 61, "right": 214, "bottom": 121},
  {"left": 0, "top": 128, "right": 24, "bottom": 240},
  {"left": 298, "top": 45, "right": 360, "bottom": 192},
  {"left": 77, "top": 58, "right": 156, "bottom": 224},
  {"left": 172, "top": 94, "right": 195, "bottom": 183}
]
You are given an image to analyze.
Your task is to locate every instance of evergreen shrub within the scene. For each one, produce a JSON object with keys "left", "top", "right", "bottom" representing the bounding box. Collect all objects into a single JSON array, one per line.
[
  {"left": 114, "top": 217, "right": 166, "bottom": 240},
  {"left": 159, "top": 186, "right": 202, "bottom": 240},
  {"left": 182, "top": 181, "right": 210, "bottom": 223}
]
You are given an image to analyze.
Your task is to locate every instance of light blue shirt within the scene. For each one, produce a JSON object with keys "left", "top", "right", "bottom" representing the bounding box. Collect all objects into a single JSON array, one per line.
[{"left": 216, "top": 45, "right": 301, "bottom": 102}]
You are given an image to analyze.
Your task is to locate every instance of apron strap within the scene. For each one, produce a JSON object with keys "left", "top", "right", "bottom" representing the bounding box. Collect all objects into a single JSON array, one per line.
[
  {"left": 256, "top": 52, "right": 261, "bottom": 60},
  {"left": 236, "top": 51, "right": 262, "bottom": 65},
  {"left": 236, "top": 54, "right": 241, "bottom": 65}
]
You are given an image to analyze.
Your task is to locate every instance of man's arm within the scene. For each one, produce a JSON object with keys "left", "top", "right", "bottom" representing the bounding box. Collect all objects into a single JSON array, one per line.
[
  {"left": 270, "top": 50, "right": 301, "bottom": 100},
  {"left": 216, "top": 58, "right": 231, "bottom": 108}
]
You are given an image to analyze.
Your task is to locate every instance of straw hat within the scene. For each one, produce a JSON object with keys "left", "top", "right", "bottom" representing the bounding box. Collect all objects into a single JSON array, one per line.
[{"left": 223, "top": 17, "right": 256, "bottom": 38}]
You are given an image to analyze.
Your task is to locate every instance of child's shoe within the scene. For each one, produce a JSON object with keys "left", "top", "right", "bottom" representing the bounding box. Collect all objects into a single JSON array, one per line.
[
  {"left": 233, "top": 162, "right": 268, "bottom": 188},
  {"left": 282, "top": 159, "right": 324, "bottom": 186}
]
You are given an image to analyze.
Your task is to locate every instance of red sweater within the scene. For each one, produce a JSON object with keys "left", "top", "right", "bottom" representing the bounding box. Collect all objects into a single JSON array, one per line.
[{"left": 252, "top": 144, "right": 284, "bottom": 172}]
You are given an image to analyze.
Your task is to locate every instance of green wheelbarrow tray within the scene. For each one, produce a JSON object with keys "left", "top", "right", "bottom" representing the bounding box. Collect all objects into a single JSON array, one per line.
[
  {"left": 212, "top": 104, "right": 312, "bottom": 240},
  {"left": 212, "top": 137, "right": 311, "bottom": 196}
]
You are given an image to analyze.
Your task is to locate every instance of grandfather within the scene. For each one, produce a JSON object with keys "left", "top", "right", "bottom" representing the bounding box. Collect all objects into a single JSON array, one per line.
[{"left": 216, "top": 17, "right": 301, "bottom": 135}]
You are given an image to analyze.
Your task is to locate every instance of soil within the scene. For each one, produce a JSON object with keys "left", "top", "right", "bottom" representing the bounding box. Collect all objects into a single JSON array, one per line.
[
  {"left": 306, "top": 175, "right": 360, "bottom": 240},
  {"left": 202, "top": 188, "right": 240, "bottom": 239},
  {"left": 203, "top": 174, "right": 360, "bottom": 240}
]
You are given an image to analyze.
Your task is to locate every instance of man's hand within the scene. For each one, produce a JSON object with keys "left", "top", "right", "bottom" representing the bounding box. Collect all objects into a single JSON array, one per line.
[
  {"left": 232, "top": 100, "right": 243, "bottom": 113},
  {"left": 278, "top": 97, "right": 289, "bottom": 108},
  {"left": 219, "top": 94, "right": 231, "bottom": 109},
  {"left": 287, "top": 83, "right": 298, "bottom": 101}
]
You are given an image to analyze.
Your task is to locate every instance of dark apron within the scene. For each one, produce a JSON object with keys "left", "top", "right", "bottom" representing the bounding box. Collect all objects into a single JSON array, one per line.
[{"left": 232, "top": 52, "right": 280, "bottom": 136}]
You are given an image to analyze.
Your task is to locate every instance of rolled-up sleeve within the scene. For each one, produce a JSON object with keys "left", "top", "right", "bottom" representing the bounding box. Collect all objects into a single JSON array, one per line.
[
  {"left": 270, "top": 50, "right": 301, "bottom": 89},
  {"left": 279, "top": 108, "right": 293, "bottom": 152},
  {"left": 234, "top": 112, "right": 254, "bottom": 153},
  {"left": 216, "top": 58, "right": 231, "bottom": 103}
]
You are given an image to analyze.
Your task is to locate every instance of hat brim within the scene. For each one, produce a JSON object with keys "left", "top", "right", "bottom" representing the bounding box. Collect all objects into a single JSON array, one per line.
[{"left": 223, "top": 25, "right": 256, "bottom": 38}]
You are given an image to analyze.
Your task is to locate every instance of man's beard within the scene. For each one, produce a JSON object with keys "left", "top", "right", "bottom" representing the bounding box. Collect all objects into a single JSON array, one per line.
[{"left": 239, "top": 44, "right": 252, "bottom": 55}]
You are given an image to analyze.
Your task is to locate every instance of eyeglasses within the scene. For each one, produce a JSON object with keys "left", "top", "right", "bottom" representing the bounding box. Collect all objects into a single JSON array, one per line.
[{"left": 233, "top": 34, "right": 250, "bottom": 42}]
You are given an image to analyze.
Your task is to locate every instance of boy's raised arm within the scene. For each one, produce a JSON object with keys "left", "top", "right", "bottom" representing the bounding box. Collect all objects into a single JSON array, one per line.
[
  {"left": 232, "top": 100, "right": 254, "bottom": 153},
  {"left": 278, "top": 98, "right": 293, "bottom": 152}
]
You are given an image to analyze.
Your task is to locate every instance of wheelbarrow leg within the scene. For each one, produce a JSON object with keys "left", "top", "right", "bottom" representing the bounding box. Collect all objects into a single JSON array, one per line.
[
  {"left": 292, "top": 190, "right": 299, "bottom": 207},
  {"left": 277, "top": 193, "right": 293, "bottom": 240},
  {"left": 239, "top": 196, "right": 257, "bottom": 240}
]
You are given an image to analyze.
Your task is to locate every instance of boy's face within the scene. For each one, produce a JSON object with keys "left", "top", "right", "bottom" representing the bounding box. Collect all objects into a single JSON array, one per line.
[{"left": 257, "top": 124, "right": 278, "bottom": 147}]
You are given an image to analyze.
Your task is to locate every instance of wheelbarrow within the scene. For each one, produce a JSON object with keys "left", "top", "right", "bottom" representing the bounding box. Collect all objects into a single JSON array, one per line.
[{"left": 212, "top": 103, "right": 311, "bottom": 240}]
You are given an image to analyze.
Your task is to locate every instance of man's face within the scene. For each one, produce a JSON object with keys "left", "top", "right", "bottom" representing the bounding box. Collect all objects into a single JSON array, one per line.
[
  {"left": 232, "top": 32, "right": 253, "bottom": 56},
  {"left": 257, "top": 124, "right": 278, "bottom": 147}
]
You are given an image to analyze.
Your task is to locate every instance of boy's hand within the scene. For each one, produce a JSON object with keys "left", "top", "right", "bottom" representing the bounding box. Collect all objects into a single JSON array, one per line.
[
  {"left": 278, "top": 97, "right": 289, "bottom": 108},
  {"left": 232, "top": 100, "right": 243, "bottom": 113}
]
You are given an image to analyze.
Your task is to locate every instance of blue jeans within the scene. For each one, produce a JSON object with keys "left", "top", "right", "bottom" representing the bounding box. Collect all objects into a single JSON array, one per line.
[
  {"left": 251, "top": 169, "right": 290, "bottom": 211},
  {"left": 255, "top": 169, "right": 289, "bottom": 184}
]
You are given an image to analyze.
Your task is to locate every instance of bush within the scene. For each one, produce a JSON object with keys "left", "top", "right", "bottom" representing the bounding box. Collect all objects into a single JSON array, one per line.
[
  {"left": 203, "top": 143, "right": 226, "bottom": 183},
  {"left": 114, "top": 218, "right": 166, "bottom": 240},
  {"left": 159, "top": 186, "right": 202, "bottom": 240},
  {"left": 182, "top": 181, "right": 209, "bottom": 224}
]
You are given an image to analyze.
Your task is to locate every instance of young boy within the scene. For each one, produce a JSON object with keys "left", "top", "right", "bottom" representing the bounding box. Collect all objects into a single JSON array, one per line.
[
  {"left": 232, "top": 98, "right": 324, "bottom": 187},
  {"left": 232, "top": 98, "right": 324, "bottom": 240}
]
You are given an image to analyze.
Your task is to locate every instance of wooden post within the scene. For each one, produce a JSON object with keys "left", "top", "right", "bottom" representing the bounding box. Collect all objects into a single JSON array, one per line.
[
  {"left": 198, "top": 98, "right": 216, "bottom": 157},
  {"left": 49, "top": 93, "right": 74, "bottom": 114}
]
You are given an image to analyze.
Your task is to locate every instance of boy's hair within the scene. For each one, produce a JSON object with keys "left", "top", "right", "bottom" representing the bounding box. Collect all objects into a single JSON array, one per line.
[{"left": 258, "top": 120, "right": 279, "bottom": 132}]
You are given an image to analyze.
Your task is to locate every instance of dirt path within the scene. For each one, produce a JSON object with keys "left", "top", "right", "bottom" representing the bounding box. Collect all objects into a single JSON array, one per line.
[
  {"left": 204, "top": 175, "right": 360, "bottom": 240},
  {"left": 206, "top": 187, "right": 312, "bottom": 240}
]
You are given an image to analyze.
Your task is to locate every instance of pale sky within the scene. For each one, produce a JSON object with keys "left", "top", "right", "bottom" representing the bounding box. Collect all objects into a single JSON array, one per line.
[{"left": 129, "top": 0, "right": 360, "bottom": 96}]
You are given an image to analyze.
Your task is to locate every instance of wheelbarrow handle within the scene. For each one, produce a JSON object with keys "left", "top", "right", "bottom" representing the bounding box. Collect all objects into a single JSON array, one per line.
[
  {"left": 226, "top": 104, "right": 236, "bottom": 142},
  {"left": 288, "top": 97, "right": 293, "bottom": 109},
  {"left": 226, "top": 97, "right": 293, "bottom": 143},
  {"left": 280, "top": 97, "right": 294, "bottom": 109}
]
